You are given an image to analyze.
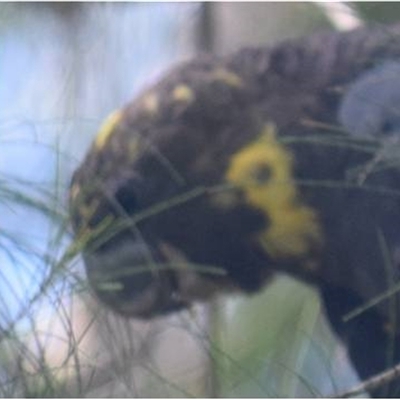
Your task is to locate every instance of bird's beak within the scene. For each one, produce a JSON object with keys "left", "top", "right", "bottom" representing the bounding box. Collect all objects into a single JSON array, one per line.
[
  {"left": 84, "top": 235, "right": 234, "bottom": 318},
  {"left": 84, "top": 239, "right": 189, "bottom": 318}
]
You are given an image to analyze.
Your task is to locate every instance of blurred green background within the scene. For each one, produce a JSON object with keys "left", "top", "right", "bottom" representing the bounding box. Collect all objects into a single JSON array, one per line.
[{"left": 0, "top": 2, "right": 396, "bottom": 397}]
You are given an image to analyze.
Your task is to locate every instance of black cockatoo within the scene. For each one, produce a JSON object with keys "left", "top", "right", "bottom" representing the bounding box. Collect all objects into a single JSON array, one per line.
[{"left": 70, "top": 23, "right": 400, "bottom": 396}]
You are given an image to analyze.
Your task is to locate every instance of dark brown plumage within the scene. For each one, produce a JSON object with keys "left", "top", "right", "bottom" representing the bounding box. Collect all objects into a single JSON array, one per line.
[{"left": 70, "top": 24, "right": 400, "bottom": 396}]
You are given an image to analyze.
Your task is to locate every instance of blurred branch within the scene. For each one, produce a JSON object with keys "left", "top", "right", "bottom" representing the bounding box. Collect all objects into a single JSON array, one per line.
[
  {"left": 195, "top": 2, "right": 215, "bottom": 53},
  {"left": 313, "top": 2, "right": 363, "bottom": 31},
  {"left": 336, "top": 362, "right": 400, "bottom": 398}
]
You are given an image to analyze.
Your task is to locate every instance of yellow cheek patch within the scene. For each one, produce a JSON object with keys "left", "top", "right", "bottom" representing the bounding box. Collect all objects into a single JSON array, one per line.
[
  {"left": 95, "top": 110, "right": 123, "bottom": 150},
  {"left": 226, "top": 124, "right": 323, "bottom": 261}
]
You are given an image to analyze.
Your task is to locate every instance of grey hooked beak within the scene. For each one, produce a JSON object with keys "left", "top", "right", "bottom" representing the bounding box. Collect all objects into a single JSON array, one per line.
[
  {"left": 84, "top": 236, "right": 232, "bottom": 319},
  {"left": 84, "top": 240, "right": 188, "bottom": 318}
]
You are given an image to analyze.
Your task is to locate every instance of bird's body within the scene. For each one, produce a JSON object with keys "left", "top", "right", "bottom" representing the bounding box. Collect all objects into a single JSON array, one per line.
[{"left": 70, "top": 24, "right": 400, "bottom": 396}]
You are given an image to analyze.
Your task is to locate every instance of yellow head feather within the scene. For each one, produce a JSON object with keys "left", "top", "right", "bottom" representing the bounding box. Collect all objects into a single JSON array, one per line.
[{"left": 95, "top": 110, "right": 123, "bottom": 150}]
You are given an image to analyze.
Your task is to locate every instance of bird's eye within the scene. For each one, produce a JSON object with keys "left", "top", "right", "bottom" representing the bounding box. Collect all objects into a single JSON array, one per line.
[
  {"left": 114, "top": 184, "right": 138, "bottom": 215},
  {"left": 381, "top": 119, "right": 397, "bottom": 135},
  {"left": 252, "top": 163, "right": 272, "bottom": 184}
]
